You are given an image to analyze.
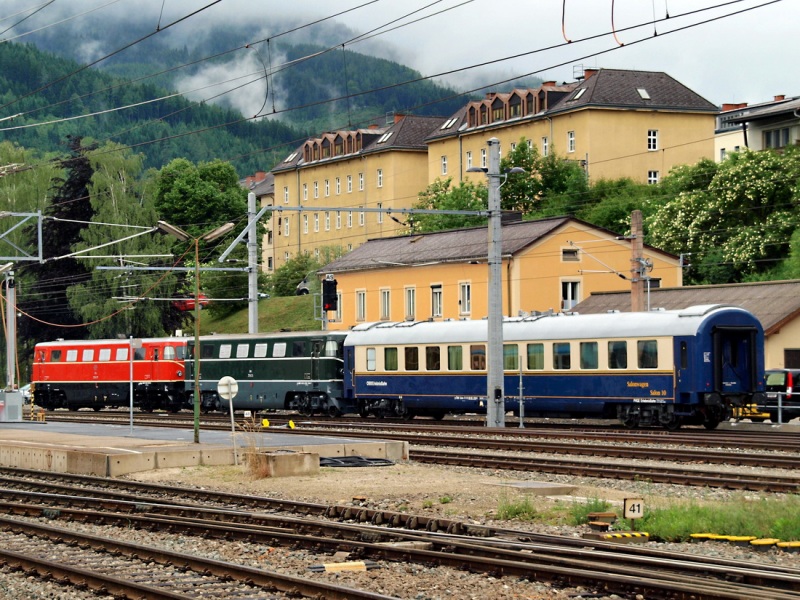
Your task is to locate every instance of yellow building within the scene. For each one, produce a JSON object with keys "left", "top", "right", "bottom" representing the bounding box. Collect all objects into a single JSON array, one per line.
[
  {"left": 269, "top": 114, "right": 444, "bottom": 270},
  {"left": 427, "top": 68, "right": 718, "bottom": 186},
  {"left": 321, "top": 215, "right": 681, "bottom": 330}
]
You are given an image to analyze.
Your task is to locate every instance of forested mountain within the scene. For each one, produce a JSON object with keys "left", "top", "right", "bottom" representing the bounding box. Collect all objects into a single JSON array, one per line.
[{"left": 0, "top": 17, "right": 506, "bottom": 174}]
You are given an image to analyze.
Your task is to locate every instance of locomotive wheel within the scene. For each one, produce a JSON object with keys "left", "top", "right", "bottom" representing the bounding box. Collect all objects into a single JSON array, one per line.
[
  {"left": 328, "top": 405, "right": 341, "bottom": 417},
  {"left": 662, "top": 416, "right": 682, "bottom": 431},
  {"left": 703, "top": 418, "right": 721, "bottom": 430},
  {"left": 358, "top": 408, "right": 370, "bottom": 418},
  {"left": 622, "top": 416, "right": 638, "bottom": 429}
]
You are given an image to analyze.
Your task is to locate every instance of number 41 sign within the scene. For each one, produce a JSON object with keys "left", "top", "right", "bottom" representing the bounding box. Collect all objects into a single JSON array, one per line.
[{"left": 624, "top": 498, "right": 645, "bottom": 520}]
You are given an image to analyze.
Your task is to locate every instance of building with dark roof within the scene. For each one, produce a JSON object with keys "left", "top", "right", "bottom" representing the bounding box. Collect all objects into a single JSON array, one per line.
[
  {"left": 572, "top": 280, "right": 800, "bottom": 369},
  {"left": 321, "top": 215, "right": 681, "bottom": 331},
  {"left": 428, "top": 68, "right": 718, "bottom": 187}
]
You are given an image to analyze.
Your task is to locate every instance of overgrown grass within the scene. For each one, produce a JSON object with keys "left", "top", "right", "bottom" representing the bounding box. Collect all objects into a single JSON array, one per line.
[
  {"left": 495, "top": 494, "right": 800, "bottom": 542},
  {"left": 201, "top": 295, "right": 317, "bottom": 334}
]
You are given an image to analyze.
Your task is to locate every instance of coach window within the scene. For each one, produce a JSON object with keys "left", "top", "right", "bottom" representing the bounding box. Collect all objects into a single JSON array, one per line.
[
  {"left": 82, "top": 349, "right": 94, "bottom": 362},
  {"left": 553, "top": 342, "right": 571, "bottom": 369},
  {"left": 503, "top": 344, "right": 519, "bottom": 370},
  {"left": 608, "top": 341, "right": 627, "bottom": 369},
  {"left": 219, "top": 344, "right": 232, "bottom": 359},
  {"left": 580, "top": 342, "right": 598, "bottom": 369},
  {"left": 366, "top": 348, "right": 377, "bottom": 371},
  {"left": 447, "top": 345, "right": 463, "bottom": 370},
  {"left": 385, "top": 347, "right": 398, "bottom": 370},
  {"left": 405, "top": 347, "right": 419, "bottom": 371},
  {"left": 527, "top": 343, "right": 544, "bottom": 370},
  {"left": 236, "top": 344, "right": 249, "bottom": 358},
  {"left": 637, "top": 340, "right": 658, "bottom": 369},
  {"left": 470, "top": 345, "right": 486, "bottom": 370},
  {"left": 254, "top": 343, "right": 268, "bottom": 358},
  {"left": 115, "top": 348, "right": 128, "bottom": 361},
  {"left": 426, "top": 346, "right": 441, "bottom": 370}
]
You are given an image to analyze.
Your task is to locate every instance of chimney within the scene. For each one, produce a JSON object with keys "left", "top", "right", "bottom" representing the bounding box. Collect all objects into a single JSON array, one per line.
[
  {"left": 775, "top": 94, "right": 786, "bottom": 101},
  {"left": 542, "top": 81, "right": 556, "bottom": 87},
  {"left": 255, "top": 171, "right": 266, "bottom": 182},
  {"left": 393, "top": 113, "right": 406, "bottom": 124},
  {"left": 721, "top": 102, "right": 748, "bottom": 112},
  {"left": 245, "top": 176, "right": 254, "bottom": 186},
  {"left": 583, "top": 68, "right": 599, "bottom": 80}
]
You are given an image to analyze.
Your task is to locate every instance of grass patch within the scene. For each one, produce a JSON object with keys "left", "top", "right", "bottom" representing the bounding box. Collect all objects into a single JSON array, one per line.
[
  {"left": 439, "top": 495, "right": 452, "bottom": 504},
  {"left": 202, "top": 295, "right": 317, "bottom": 334},
  {"left": 496, "top": 494, "right": 539, "bottom": 521},
  {"left": 567, "top": 498, "right": 613, "bottom": 526}
]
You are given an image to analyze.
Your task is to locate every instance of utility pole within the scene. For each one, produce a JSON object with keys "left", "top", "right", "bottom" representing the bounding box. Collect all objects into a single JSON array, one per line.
[
  {"left": 247, "top": 192, "right": 258, "bottom": 333},
  {"left": 485, "top": 138, "right": 505, "bottom": 428},
  {"left": 630, "top": 210, "right": 644, "bottom": 312}
]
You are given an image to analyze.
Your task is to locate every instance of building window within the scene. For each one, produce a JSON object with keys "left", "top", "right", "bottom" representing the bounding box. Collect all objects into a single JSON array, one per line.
[
  {"left": 324, "top": 179, "right": 330, "bottom": 196},
  {"left": 302, "top": 183, "right": 308, "bottom": 201},
  {"left": 356, "top": 290, "right": 366, "bottom": 321},
  {"left": 480, "top": 149, "right": 487, "bottom": 167},
  {"left": 336, "top": 212, "right": 342, "bottom": 229},
  {"left": 324, "top": 212, "right": 330, "bottom": 231},
  {"left": 765, "top": 127, "right": 790, "bottom": 149},
  {"left": 377, "top": 169, "right": 383, "bottom": 188},
  {"left": 541, "top": 136, "right": 548, "bottom": 156},
  {"left": 431, "top": 285, "right": 442, "bottom": 318},
  {"left": 303, "top": 214, "right": 308, "bottom": 234},
  {"left": 335, "top": 293, "right": 342, "bottom": 321},
  {"left": 562, "top": 248, "right": 579, "bottom": 262},
  {"left": 267, "top": 257, "right": 273, "bottom": 271},
  {"left": 380, "top": 289, "right": 391, "bottom": 320},
  {"left": 466, "top": 151, "right": 472, "bottom": 170},
  {"left": 647, "top": 129, "right": 658, "bottom": 151},
  {"left": 313, "top": 181, "right": 319, "bottom": 198},
  {"left": 720, "top": 148, "right": 727, "bottom": 161},
  {"left": 359, "top": 210, "right": 365, "bottom": 226},
  {"left": 405, "top": 287, "right": 416, "bottom": 320},
  {"left": 335, "top": 177, "right": 341, "bottom": 195},
  {"left": 377, "top": 204, "right": 383, "bottom": 224},
  {"left": 567, "top": 131, "right": 575, "bottom": 153},
  {"left": 647, "top": 170, "right": 660, "bottom": 185},
  {"left": 284, "top": 251, "right": 290, "bottom": 261},
  {"left": 359, "top": 172, "right": 364, "bottom": 190},
  {"left": 313, "top": 213, "right": 319, "bottom": 232},
  {"left": 347, "top": 211, "right": 353, "bottom": 228},
  {"left": 459, "top": 282, "right": 471, "bottom": 315},
  {"left": 283, "top": 217, "right": 290, "bottom": 237},
  {"left": 510, "top": 142, "right": 516, "bottom": 152},
  {"left": 346, "top": 175, "right": 352, "bottom": 192},
  {"left": 561, "top": 281, "right": 579, "bottom": 311},
  {"left": 441, "top": 155, "right": 447, "bottom": 175},
  {"left": 283, "top": 186, "right": 289, "bottom": 203}
]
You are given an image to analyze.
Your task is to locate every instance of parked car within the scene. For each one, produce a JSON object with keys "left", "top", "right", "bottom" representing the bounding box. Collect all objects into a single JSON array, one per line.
[
  {"left": 19, "top": 383, "right": 30, "bottom": 400},
  {"left": 761, "top": 369, "right": 800, "bottom": 422},
  {"left": 172, "top": 294, "right": 209, "bottom": 311}
]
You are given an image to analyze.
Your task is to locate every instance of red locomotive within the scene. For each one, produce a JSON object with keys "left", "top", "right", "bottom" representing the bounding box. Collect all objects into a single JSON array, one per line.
[{"left": 32, "top": 338, "right": 189, "bottom": 412}]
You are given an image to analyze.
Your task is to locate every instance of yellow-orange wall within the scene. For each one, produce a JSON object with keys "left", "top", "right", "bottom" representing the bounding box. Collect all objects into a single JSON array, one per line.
[{"left": 327, "top": 221, "right": 681, "bottom": 330}]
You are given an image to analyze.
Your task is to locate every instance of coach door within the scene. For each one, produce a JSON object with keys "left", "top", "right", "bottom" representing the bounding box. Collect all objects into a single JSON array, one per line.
[
  {"left": 311, "top": 339, "right": 323, "bottom": 387},
  {"left": 713, "top": 326, "right": 758, "bottom": 394}
]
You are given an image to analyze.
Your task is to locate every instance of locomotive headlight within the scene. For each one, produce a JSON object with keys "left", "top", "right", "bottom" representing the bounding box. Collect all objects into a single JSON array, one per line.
[{"left": 177, "top": 370, "right": 183, "bottom": 377}]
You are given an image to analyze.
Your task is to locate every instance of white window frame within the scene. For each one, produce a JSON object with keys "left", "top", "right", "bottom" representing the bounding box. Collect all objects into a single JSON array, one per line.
[
  {"left": 336, "top": 211, "right": 342, "bottom": 229},
  {"left": 542, "top": 136, "right": 549, "bottom": 156},
  {"left": 647, "top": 170, "right": 660, "bottom": 185},
  {"left": 283, "top": 186, "right": 289, "bottom": 204},
  {"left": 377, "top": 169, "right": 383, "bottom": 188},
  {"left": 347, "top": 211, "right": 353, "bottom": 228},
  {"left": 325, "top": 212, "right": 331, "bottom": 231},
  {"left": 431, "top": 284, "right": 443, "bottom": 318},
  {"left": 647, "top": 129, "right": 658, "bottom": 151},
  {"left": 324, "top": 179, "right": 330, "bottom": 196},
  {"left": 284, "top": 217, "right": 290, "bottom": 237},
  {"left": 359, "top": 172, "right": 364, "bottom": 191},
  {"left": 303, "top": 214, "right": 308, "bottom": 234},
  {"left": 335, "top": 177, "right": 341, "bottom": 195},
  {"left": 313, "top": 213, "right": 319, "bottom": 232},
  {"left": 356, "top": 290, "right": 366, "bottom": 321},
  {"left": 567, "top": 131, "right": 575, "bottom": 153},
  {"left": 480, "top": 149, "right": 487, "bottom": 167},
  {"left": 380, "top": 289, "right": 391, "bottom": 320},
  {"left": 466, "top": 151, "right": 473, "bottom": 170},
  {"left": 405, "top": 287, "right": 416, "bottom": 320},
  {"left": 441, "top": 155, "right": 448, "bottom": 175},
  {"left": 313, "top": 181, "right": 319, "bottom": 198},
  {"left": 359, "top": 210, "right": 365, "bottom": 226},
  {"left": 302, "top": 183, "right": 308, "bottom": 201},
  {"left": 347, "top": 175, "right": 353, "bottom": 193},
  {"left": 561, "top": 280, "right": 580, "bottom": 311},
  {"left": 459, "top": 282, "right": 471, "bottom": 315}
]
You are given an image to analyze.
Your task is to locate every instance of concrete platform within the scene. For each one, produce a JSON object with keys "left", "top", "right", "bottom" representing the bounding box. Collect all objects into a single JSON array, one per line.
[
  {"left": 719, "top": 418, "right": 800, "bottom": 431},
  {"left": 0, "top": 422, "right": 408, "bottom": 478}
]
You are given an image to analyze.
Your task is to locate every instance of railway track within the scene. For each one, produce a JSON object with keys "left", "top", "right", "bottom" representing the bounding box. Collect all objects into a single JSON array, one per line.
[{"left": 0, "top": 468, "right": 798, "bottom": 600}]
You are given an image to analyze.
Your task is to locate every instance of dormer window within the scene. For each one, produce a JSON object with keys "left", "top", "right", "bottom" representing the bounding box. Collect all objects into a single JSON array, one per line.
[
  {"left": 377, "top": 132, "right": 394, "bottom": 143},
  {"left": 570, "top": 88, "right": 586, "bottom": 101},
  {"left": 284, "top": 152, "right": 297, "bottom": 162},
  {"left": 637, "top": 88, "right": 651, "bottom": 100}
]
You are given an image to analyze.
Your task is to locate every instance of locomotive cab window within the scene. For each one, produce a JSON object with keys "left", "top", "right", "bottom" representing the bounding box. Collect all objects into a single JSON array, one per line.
[
  {"left": 201, "top": 344, "right": 214, "bottom": 359},
  {"left": 385, "top": 347, "right": 398, "bottom": 370},
  {"left": 405, "top": 347, "right": 419, "bottom": 371},
  {"left": 553, "top": 342, "right": 571, "bottom": 370},
  {"left": 527, "top": 343, "right": 544, "bottom": 370},
  {"left": 163, "top": 346, "right": 175, "bottom": 361},
  {"left": 426, "top": 346, "right": 441, "bottom": 370},
  {"left": 637, "top": 340, "right": 658, "bottom": 369},
  {"left": 580, "top": 342, "right": 598, "bottom": 369},
  {"left": 447, "top": 345, "right": 462, "bottom": 370},
  {"left": 324, "top": 341, "right": 340, "bottom": 357},
  {"left": 470, "top": 345, "right": 486, "bottom": 370},
  {"left": 135, "top": 347, "right": 146, "bottom": 360},
  {"left": 292, "top": 341, "right": 306, "bottom": 357},
  {"left": 608, "top": 341, "right": 627, "bottom": 369}
]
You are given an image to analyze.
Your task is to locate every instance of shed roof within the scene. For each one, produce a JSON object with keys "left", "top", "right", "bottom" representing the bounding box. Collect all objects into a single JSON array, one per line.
[{"left": 571, "top": 280, "right": 800, "bottom": 335}]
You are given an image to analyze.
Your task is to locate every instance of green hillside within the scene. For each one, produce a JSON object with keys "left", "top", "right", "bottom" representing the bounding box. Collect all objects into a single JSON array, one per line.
[{"left": 200, "top": 295, "right": 320, "bottom": 335}]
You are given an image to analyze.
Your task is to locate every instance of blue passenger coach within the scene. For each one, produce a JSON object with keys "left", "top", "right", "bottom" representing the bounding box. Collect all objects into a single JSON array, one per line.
[{"left": 343, "top": 304, "right": 765, "bottom": 429}]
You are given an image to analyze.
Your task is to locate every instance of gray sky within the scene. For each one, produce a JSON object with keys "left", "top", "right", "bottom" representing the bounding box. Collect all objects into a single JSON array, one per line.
[{"left": 3, "top": 0, "right": 796, "bottom": 106}]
